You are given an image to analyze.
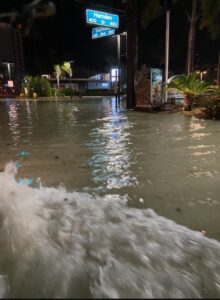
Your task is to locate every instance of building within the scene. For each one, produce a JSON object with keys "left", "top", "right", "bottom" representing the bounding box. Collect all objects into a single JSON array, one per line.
[
  {"left": 49, "top": 70, "right": 114, "bottom": 92},
  {"left": 49, "top": 77, "right": 112, "bottom": 92},
  {"left": 0, "top": 22, "right": 24, "bottom": 96}
]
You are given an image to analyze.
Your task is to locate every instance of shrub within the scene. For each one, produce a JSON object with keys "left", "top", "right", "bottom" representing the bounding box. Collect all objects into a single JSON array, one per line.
[
  {"left": 167, "top": 72, "right": 213, "bottom": 111},
  {"left": 21, "top": 82, "right": 25, "bottom": 94},
  {"left": 40, "top": 77, "right": 51, "bottom": 97},
  {"left": 26, "top": 76, "right": 51, "bottom": 97},
  {"left": 51, "top": 88, "right": 58, "bottom": 97},
  {"left": 57, "top": 88, "right": 74, "bottom": 97},
  {"left": 193, "top": 89, "right": 220, "bottom": 119}
]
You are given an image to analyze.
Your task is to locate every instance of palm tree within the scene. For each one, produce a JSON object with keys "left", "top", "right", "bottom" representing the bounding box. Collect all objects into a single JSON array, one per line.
[
  {"left": 61, "top": 61, "right": 73, "bottom": 97},
  {"left": 61, "top": 61, "right": 72, "bottom": 81},
  {"left": 54, "top": 64, "right": 61, "bottom": 89},
  {"left": 166, "top": 72, "right": 212, "bottom": 111},
  {"left": 142, "top": 1, "right": 198, "bottom": 76},
  {"left": 186, "top": 0, "right": 198, "bottom": 75}
]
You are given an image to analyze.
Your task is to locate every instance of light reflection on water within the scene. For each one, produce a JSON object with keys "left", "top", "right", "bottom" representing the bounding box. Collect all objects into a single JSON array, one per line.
[
  {"left": 1, "top": 98, "right": 220, "bottom": 239},
  {"left": 87, "top": 105, "right": 138, "bottom": 191},
  {"left": 8, "top": 102, "right": 20, "bottom": 145}
]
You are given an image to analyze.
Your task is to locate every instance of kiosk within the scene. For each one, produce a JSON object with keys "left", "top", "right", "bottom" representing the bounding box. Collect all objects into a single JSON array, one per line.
[{"left": 135, "top": 66, "right": 163, "bottom": 111}]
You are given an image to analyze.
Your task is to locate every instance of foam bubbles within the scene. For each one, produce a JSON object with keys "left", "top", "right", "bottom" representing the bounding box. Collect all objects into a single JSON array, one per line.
[{"left": 0, "top": 163, "right": 220, "bottom": 298}]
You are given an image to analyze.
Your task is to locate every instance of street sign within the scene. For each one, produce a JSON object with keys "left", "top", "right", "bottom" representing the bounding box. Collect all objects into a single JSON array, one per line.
[
  {"left": 86, "top": 9, "right": 119, "bottom": 28},
  {"left": 92, "top": 27, "right": 115, "bottom": 39}
]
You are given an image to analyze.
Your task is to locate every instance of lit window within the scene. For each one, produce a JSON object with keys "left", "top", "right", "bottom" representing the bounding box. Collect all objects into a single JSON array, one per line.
[{"left": 111, "top": 69, "right": 118, "bottom": 82}]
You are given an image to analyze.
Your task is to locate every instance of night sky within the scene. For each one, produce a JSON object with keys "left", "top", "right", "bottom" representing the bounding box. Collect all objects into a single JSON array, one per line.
[{"left": 1, "top": 0, "right": 220, "bottom": 76}]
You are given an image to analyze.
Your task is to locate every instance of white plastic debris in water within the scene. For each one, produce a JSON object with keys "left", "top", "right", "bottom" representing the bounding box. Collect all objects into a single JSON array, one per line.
[
  {"left": 0, "top": 162, "right": 220, "bottom": 298},
  {"left": 18, "top": 178, "right": 33, "bottom": 186}
]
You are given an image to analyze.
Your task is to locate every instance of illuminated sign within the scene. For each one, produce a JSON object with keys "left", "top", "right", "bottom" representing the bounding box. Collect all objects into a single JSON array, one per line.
[
  {"left": 111, "top": 68, "right": 119, "bottom": 82},
  {"left": 92, "top": 27, "right": 115, "bottom": 39},
  {"left": 8, "top": 80, "right": 14, "bottom": 87},
  {"left": 86, "top": 9, "right": 119, "bottom": 28},
  {"left": 151, "top": 68, "right": 163, "bottom": 104}
]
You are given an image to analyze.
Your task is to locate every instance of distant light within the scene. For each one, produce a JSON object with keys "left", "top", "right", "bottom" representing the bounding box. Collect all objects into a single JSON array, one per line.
[
  {"left": 111, "top": 68, "right": 118, "bottom": 82},
  {"left": 196, "top": 70, "right": 208, "bottom": 74},
  {"left": 41, "top": 74, "right": 50, "bottom": 79}
]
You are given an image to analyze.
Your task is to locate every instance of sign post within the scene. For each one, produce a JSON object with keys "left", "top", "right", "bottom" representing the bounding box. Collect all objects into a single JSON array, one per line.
[
  {"left": 86, "top": 9, "right": 121, "bottom": 107},
  {"left": 86, "top": 9, "right": 119, "bottom": 28}
]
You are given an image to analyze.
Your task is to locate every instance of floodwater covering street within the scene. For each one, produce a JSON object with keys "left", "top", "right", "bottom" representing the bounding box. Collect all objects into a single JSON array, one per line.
[{"left": 1, "top": 98, "right": 220, "bottom": 298}]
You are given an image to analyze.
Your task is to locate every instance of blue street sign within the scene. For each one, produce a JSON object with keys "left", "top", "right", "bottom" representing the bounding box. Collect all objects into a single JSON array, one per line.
[
  {"left": 86, "top": 9, "right": 119, "bottom": 28},
  {"left": 92, "top": 27, "right": 115, "bottom": 39}
]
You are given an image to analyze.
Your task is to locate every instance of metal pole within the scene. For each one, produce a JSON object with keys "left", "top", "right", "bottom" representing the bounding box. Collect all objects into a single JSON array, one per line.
[
  {"left": 117, "top": 34, "right": 121, "bottom": 104},
  {"left": 164, "top": 10, "right": 170, "bottom": 104}
]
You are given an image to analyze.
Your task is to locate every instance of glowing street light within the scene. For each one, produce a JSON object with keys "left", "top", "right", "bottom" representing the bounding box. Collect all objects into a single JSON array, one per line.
[
  {"left": 197, "top": 70, "right": 207, "bottom": 81},
  {"left": 2, "top": 61, "right": 14, "bottom": 80}
]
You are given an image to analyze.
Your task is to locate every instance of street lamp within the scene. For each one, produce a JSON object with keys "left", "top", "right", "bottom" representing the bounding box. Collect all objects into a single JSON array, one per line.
[
  {"left": 2, "top": 61, "right": 14, "bottom": 80},
  {"left": 197, "top": 70, "right": 207, "bottom": 81},
  {"left": 2, "top": 61, "right": 14, "bottom": 97}
]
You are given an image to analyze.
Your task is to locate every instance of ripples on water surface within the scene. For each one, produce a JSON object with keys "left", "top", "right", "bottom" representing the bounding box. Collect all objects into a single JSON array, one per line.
[{"left": 1, "top": 98, "right": 220, "bottom": 297}]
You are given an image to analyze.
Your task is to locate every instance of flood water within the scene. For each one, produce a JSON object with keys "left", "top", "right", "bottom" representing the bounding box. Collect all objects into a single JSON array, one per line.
[{"left": 1, "top": 98, "right": 220, "bottom": 298}]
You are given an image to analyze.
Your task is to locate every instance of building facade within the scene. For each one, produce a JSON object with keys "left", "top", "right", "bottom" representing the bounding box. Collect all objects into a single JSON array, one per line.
[{"left": 0, "top": 22, "right": 24, "bottom": 96}]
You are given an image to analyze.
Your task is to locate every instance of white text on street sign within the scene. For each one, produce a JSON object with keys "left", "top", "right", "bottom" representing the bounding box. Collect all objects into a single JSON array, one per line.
[
  {"left": 92, "top": 27, "right": 115, "bottom": 39},
  {"left": 86, "top": 9, "right": 119, "bottom": 28}
]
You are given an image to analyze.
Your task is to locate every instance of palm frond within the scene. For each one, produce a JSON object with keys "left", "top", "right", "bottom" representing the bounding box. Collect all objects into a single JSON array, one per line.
[
  {"left": 61, "top": 62, "right": 72, "bottom": 77},
  {"left": 166, "top": 72, "right": 213, "bottom": 96}
]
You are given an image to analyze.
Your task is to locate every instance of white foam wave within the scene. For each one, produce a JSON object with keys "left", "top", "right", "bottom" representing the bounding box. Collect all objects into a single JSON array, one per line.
[{"left": 0, "top": 162, "right": 220, "bottom": 298}]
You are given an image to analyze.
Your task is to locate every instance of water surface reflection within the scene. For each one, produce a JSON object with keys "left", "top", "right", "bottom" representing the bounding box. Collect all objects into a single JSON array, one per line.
[
  {"left": 1, "top": 99, "right": 220, "bottom": 239},
  {"left": 87, "top": 103, "right": 138, "bottom": 191}
]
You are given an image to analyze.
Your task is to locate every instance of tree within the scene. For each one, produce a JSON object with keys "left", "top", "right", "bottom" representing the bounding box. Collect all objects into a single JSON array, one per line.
[
  {"left": 61, "top": 61, "right": 72, "bottom": 79},
  {"left": 54, "top": 64, "right": 62, "bottom": 89},
  {"left": 141, "top": 0, "right": 220, "bottom": 75},
  {"left": 166, "top": 72, "right": 212, "bottom": 110},
  {"left": 199, "top": 0, "right": 220, "bottom": 39},
  {"left": 61, "top": 61, "right": 73, "bottom": 97},
  {"left": 141, "top": 0, "right": 162, "bottom": 29},
  {"left": 186, "top": 0, "right": 197, "bottom": 75},
  {"left": 141, "top": 0, "right": 220, "bottom": 41}
]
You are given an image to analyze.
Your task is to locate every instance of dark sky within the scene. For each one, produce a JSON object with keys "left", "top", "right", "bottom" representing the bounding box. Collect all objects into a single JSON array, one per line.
[
  {"left": 1, "top": 0, "right": 220, "bottom": 76},
  {"left": 23, "top": 0, "right": 127, "bottom": 75}
]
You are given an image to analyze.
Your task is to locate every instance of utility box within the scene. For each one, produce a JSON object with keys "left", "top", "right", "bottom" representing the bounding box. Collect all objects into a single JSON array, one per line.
[{"left": 135, "top": 66, "right": 163, "bottom": 110}]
